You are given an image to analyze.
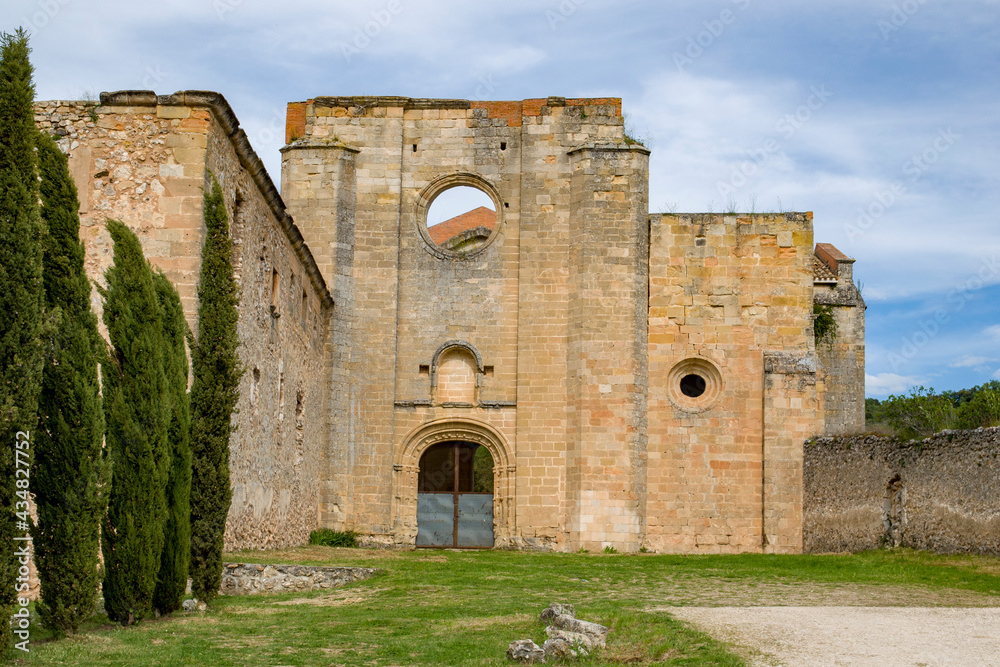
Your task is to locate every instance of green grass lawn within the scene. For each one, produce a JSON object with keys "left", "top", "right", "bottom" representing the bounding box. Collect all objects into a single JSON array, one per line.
[{"left": 12, "top": 548, "right": 1000, "bottom": 666}]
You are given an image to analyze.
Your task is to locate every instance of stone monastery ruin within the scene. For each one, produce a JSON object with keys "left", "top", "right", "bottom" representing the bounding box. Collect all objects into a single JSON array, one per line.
[{"left": 34, "top": 91, "right": 864, "bottom": 554}]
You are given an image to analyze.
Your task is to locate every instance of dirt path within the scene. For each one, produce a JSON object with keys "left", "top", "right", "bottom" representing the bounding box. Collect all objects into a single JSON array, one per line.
[{"left": 670, "top": 606, "right": 1000, "bottom": 666}]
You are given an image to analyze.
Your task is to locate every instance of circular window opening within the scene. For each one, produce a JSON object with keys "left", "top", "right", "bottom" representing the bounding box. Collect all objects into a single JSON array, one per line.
[
  {"left": 667, "top": 357, "right": 723, "bottom": 412},
  {"left": 425, "top": 186, "right": 497, "bottom": 254},
  {"left": 679, "top": 373, "right": 706, "bottom": 398}
]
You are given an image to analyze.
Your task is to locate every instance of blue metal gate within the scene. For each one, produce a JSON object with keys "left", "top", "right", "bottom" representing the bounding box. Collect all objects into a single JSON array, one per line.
[
  {"left": 415, "top": 442, "right": 494, "bottom": 548},
  {"left": 416, "top": 493, "right": 493, "bottom": 547}
]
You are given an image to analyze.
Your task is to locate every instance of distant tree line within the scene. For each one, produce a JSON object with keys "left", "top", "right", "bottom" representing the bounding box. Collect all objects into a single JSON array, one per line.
[
  {"left": 866, "top": 381, "right": 1000, "bottom": 440},
  {"left": 0, "top": 29, "right": 241, "bottom": 647}
]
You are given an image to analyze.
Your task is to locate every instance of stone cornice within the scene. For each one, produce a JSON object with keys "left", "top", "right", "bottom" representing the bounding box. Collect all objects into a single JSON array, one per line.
[{"left": 567, "top": 140, "right": 651, "bottom": 156}]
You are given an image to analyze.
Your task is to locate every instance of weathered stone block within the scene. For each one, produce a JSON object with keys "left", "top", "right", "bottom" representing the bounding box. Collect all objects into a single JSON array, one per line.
[
  {"left": 157, "top": 105, "right": 192, "bottom": 119},
  {"left": 507, "top": 639, "right": 546, "bottom": 663}
]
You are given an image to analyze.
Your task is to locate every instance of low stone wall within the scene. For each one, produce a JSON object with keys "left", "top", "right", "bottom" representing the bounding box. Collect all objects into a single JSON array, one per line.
[
  {"left": 220, "top": 563, "right": 377, "bottom": 595},
  {"left": 804, "top": 428, "right": 1000, "bottom": 555}
]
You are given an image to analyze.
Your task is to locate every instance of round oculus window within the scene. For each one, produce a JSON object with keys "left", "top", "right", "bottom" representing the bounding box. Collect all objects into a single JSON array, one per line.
[
  {"left": 425, "top": 186, "right": 496, "bottom": 253},
  {"left": 416, "top": 174, "right": 504, "bottom": 260},
  {"left": 667, "top": 358, "right": 723, "bottom": 412}
]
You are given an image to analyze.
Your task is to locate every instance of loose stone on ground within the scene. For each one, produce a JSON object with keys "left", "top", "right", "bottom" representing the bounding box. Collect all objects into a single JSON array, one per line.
[
  {"left": 181, "top": 599, "right": 206, "bottom": 612},
  {"left": 507, "top": 639, "right": 546, "bottom": 663},
  {"left": 508, "top": 603, "right": 610, "bottom": 662},
  {"left": 539, "top": 602, "right": 575, "bottom": 622}
]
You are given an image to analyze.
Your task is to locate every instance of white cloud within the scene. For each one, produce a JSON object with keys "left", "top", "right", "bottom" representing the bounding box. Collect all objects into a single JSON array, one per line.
[
  {"left": 635, "top": 71, "right": 812, "bottom": 212},
  {"left": 950, "top": 356, "right": 997, "bottom": 369},
  {"left": 866, "top": 372, "right": 924, "bottom": 397},
  {"left": 984, "top": 324, "right": 1000, "bottom": 341},
  {"left": 471, "top": 45, "right": 546, "bottom": 73}
]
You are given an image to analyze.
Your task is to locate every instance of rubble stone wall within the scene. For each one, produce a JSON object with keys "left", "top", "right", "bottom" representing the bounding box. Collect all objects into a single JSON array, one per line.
[
  {"left": 33, "top": 98, "right": 206, "bottom": 332},
  {"left": 220, "top": 562, "right": 376, "bottom": 595},
  {"left": 804, "top": 429, "right": 1000, "bottom": 554},
  {"left": 34, "top": 92, "right": 332, "bottom": 552},
  {"left": 199, "top": 98, "right": 332, "bottom": 551}
]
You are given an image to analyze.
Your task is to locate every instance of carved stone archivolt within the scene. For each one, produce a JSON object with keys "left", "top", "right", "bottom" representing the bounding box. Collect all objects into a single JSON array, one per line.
[{"left": 392, "top": 418, "right": 515, "bottom": 546}]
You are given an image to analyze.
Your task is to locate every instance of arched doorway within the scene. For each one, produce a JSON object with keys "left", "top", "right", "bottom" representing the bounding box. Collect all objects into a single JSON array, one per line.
[
  {"left": 416, "top": 441, "right": 495, "bottom": 547},
  {"left": 393, "top": 418, "right": 515, "bottom": 547}
]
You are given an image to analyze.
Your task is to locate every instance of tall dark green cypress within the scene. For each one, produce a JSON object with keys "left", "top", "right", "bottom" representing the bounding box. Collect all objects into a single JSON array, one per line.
[
  {"left": 99, "top": 220, "right": 169, "bottom": 626},
  {"left": 189, "top": 176, "right": 241, "bottom": 603},
  {"left": 32, "top": 132, "right": 107, "bottom": 635},
  {"left": 152, "top": 271, "right": 191, "bottom": 615},
  {"left": 0, "top": 29, "right": 45, "bottom": 649}
]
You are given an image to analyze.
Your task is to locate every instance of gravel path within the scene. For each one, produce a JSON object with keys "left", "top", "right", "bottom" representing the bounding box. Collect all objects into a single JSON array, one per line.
[{"left": 670, "top": 606, "right": 1000, "bottom": 666}]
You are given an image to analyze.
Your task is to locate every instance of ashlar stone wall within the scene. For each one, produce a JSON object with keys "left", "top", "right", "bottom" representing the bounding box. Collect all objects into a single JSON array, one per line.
[
  {"left": 282, "top": 96, "right": 821, "bottom": 553},
  {"left": 282, "top": 97, "right": 650, "bottom": 551},
  {"left": 34, "top": 91, "right": 333, "bottom": 551},
  {"left": 646, "top": 213, "right": 818, "bottom": 554}
]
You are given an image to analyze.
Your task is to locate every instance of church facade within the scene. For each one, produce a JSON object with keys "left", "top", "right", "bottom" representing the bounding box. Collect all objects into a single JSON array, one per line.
[{"left": 35, "top": 91, "right": 864, "bottom": 554}]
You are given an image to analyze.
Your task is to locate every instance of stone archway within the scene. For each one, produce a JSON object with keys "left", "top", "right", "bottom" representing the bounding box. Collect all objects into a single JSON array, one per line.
[{"left": 392, "top": 418, "right": 515, "bottom": 547}]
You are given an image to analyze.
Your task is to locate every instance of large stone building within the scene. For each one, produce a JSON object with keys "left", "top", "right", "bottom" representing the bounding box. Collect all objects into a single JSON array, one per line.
[{"left": 34, "top": 91, "right": 864, "bottom": 555}]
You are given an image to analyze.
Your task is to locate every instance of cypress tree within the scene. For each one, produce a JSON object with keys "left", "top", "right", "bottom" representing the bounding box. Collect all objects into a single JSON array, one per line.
[
  {"left": 32, "top": 131, "right": 107, "bottom": 635},
  {"left": 99, "top": 220, "right": 169, "bottom": 626},
  {"left": 189, "top": 176, "right": 241, "bottom": 603},
  {"left": 152, "top": 271, "right": 191, "bottom": 615},
  {"left": 0, "top": 29, "right": 46, "bottom": 649}
]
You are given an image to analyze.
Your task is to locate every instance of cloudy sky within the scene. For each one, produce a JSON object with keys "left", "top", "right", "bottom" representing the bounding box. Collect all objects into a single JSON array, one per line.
[{"left": 6, "top": 0, "right": 999, "bottom": 397}]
